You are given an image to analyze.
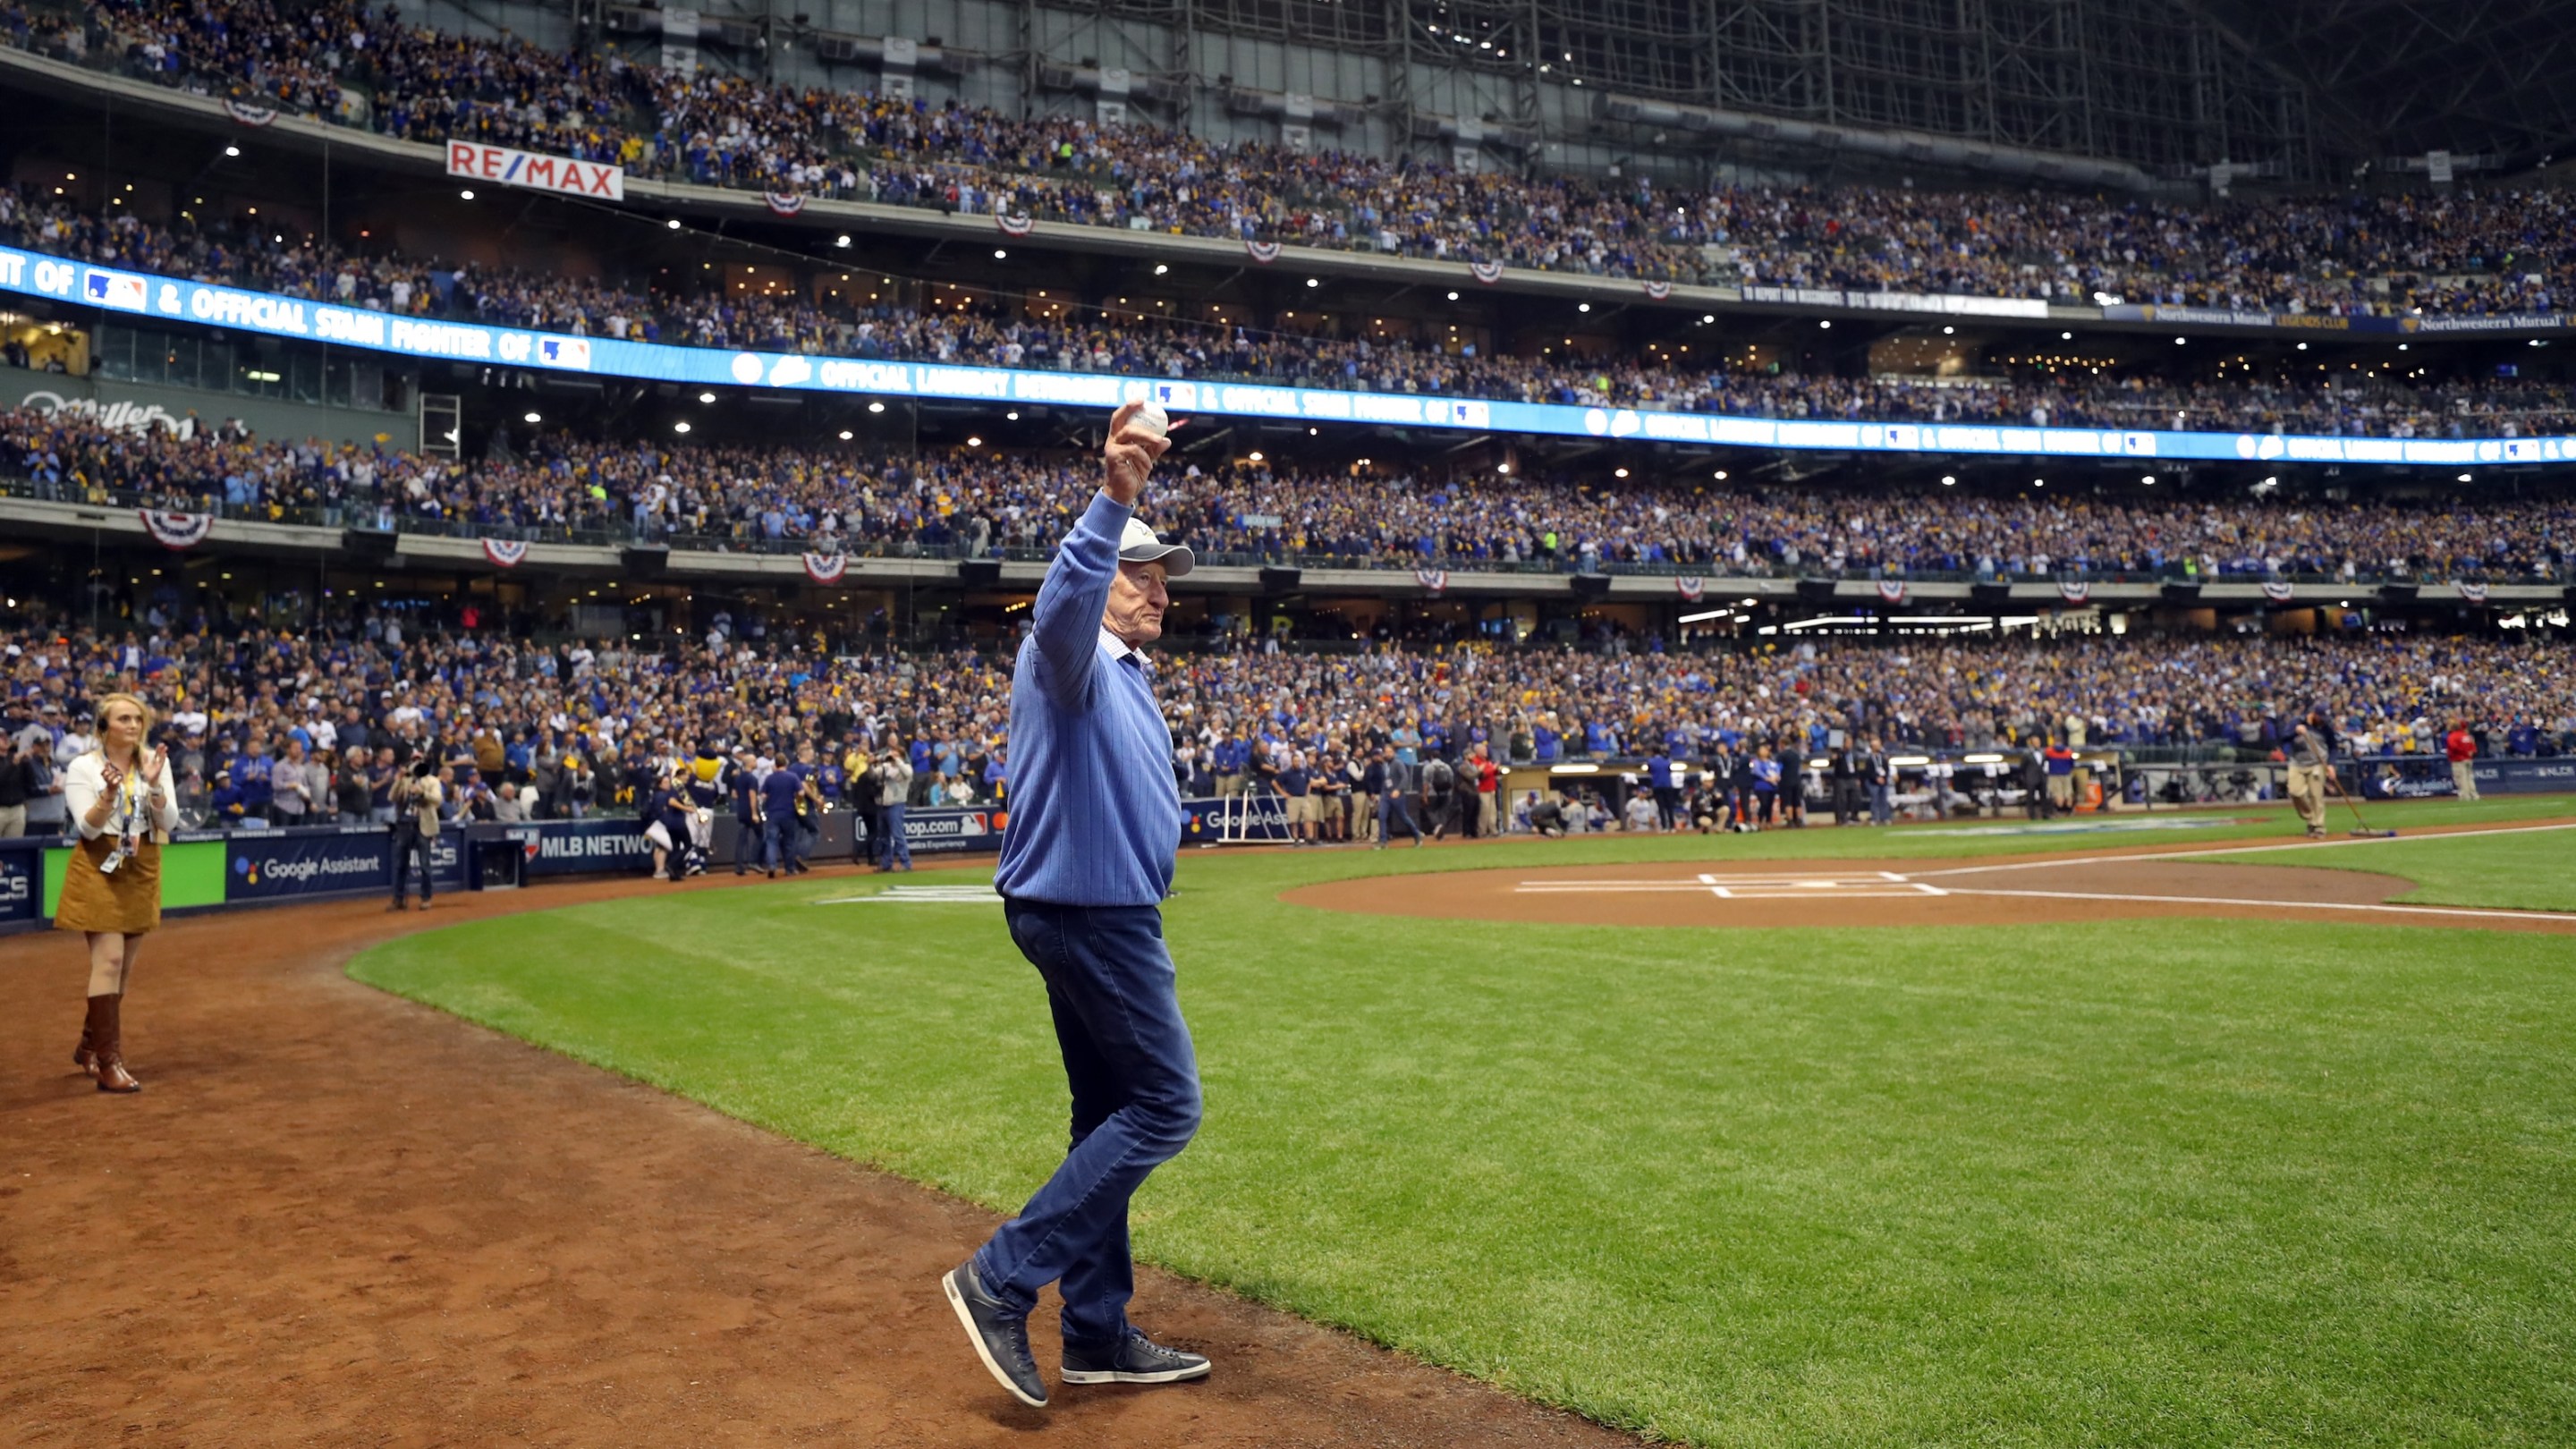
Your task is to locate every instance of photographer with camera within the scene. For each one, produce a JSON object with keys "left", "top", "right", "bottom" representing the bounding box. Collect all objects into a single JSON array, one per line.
[{"left": 389, "top": 757, "right": 444, "bottom": 911}]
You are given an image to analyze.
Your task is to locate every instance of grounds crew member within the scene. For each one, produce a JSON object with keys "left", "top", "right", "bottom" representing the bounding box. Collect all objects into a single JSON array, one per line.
[
  {"left": 944, "top": 401, "right": 1210, "bottom": 1409},
  {"left": 2288, "top": 714, "right": 2337, "bottom": 838}
]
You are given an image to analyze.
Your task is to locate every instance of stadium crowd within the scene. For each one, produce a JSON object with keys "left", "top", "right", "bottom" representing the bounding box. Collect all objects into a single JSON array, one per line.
[
  {"left": 12, "top": 182, "right": 2576, "bottom": 441},
  {"left": 0, "top": 607, "right": 2566, "bottom": 840},
  {"left": 7, "top": 403, "right": 2574, "bottom": 580},
  {"left": 4, "top": 0, "right": 2573, "bottom": 312}
]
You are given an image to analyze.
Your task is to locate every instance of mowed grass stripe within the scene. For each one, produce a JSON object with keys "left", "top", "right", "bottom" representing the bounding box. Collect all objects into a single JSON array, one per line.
[{"left": 350, "top": 801, "right": 2576, "bottom": 1447}]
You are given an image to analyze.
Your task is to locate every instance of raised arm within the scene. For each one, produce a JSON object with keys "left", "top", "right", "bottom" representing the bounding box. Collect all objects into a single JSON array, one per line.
[{"left": 1029, "top": 401, "right": 1175, "bottom": 702}]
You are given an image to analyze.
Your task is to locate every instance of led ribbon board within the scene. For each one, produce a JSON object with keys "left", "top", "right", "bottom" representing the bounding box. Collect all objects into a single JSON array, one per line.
[{"left": 4, "top": 243, "right": 2566, "bottom": 470}]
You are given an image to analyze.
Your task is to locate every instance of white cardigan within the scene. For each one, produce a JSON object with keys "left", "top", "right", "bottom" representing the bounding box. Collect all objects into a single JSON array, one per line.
[{"left": 64, "top": 751, "right": 182, "bottom": 841}]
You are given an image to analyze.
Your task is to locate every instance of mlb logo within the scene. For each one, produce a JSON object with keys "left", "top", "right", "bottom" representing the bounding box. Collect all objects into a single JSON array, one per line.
[
  {"left": 538, "top": 337, "right": 592, "bottom": 370},
  {"left": 2122, "top": 433, "right": 2157, "bottom": 455},
  {"left": 1154, "top": 382, "right": 1199, "bottom": 411},
  {"left": 1450, "top": 401, "right": 1490, "bottom": 428},
  {"left": 83, "top": 271, "right": 148, "bottom": 311}
]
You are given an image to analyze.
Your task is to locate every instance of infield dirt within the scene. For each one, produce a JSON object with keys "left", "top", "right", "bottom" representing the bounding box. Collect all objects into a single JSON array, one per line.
[
  {"left": 0, "top": 870, "right": 1633, "bottom": 1449},
  {"left": 1284, "top": 835, "right": 2576, "bottom": 935}
]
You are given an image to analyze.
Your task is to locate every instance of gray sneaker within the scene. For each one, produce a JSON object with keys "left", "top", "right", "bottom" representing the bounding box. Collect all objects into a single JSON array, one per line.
[
  {"left": 1061, "top": 1328, "right": 1211, "bottom": 1385},
  {"left": 942, "top": 1260, "right": 1047, "bottom": 1408}
]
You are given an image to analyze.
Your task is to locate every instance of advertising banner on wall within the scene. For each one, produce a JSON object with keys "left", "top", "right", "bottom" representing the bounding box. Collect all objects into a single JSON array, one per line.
[
  {"left": 2354, "top": 756, "right": 2576, "bottom": 800},
  {"left": 5, "top": 240, "right": 2572, "bottom": 470},
  {"left": 444, "top": 142, "right": 626, "bottom": 202},
  {"left": 225, "top": 826, "right": 463, "bottom": 901},
  {"left": 0, "top": 841, "right": 39, "bottom": 927}
]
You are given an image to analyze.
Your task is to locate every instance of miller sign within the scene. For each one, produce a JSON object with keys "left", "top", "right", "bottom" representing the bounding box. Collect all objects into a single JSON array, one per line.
[{"left": 445, "top": 143, "right": 625, "bottom": 202}]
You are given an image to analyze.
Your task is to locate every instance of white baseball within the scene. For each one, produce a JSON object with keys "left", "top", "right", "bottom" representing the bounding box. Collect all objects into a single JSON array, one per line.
[{"left": 1133, "top": 402, "right": 1170, "bottom": 439}]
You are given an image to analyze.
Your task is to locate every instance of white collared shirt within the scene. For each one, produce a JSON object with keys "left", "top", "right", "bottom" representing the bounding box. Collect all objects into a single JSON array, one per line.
[{"left": 1097, "top": 628, "right": 1148, "bottom": 668}]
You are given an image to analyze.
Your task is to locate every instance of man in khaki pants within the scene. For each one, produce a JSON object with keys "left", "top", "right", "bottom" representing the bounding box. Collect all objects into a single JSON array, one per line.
[
  {"left": 2444, "top": 721, "right": 2480, "bottom": 801},
  {"left": 2287, "top": 716, "right": 2335, "bottom": 839}
]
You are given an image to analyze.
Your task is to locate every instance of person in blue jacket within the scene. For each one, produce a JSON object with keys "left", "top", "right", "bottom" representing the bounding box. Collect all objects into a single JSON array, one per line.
[{"left": 942, "top": 401, "right": 1210, "bottom": 1410}]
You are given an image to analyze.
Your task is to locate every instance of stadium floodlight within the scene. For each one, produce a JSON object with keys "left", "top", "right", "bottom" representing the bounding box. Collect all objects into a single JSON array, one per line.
[
  {"left": 835, "top": 234, "right": 852, "bottom": 247},
  {"left": 1614, "top": 467, "right": 1629, "bottom": 478},
  {"left": 2460, "top": 472, "right": 2474, "bottom": 481},
  {"left": 1007, "top": 411, "right": 1020, "bottom": 420},
  {"left": 2174, "top": 336, "right": 2186, "bottom": 344},
  {"left": 459, "top": 189, "right": 475, "bottom": 200},
  {"left": 2398, "top": 343, "right": 2410, "bottom": 351},
  {"left": 1942, "top": 326, "right": 1954, "bottom": 335},
  {"left": 994, "top": 249, "right": 1007, "bottom": 259},
  {"left": 1941, "top": 475, "right": 1957, "bottom": 485},
  {"left": 969, "top": 436, "right": 985, "bottom": 447},
  {"left": 1579, "top": 302, "right": 1592, "bottom": 313},
  {"left": 1701, "top": 314, "right": 1715, "bottom": 323},
  {"left": 523, "top": 411, "right": 541, "bottom": 424},
  {"left": 1447, "top": 291, "right": 1461, "bottom": 301},
  {"left": 673, "top": 421, "right": 691, "bottom": 434},
  {"left": 1713, "top": 470, "right": 1728, "bottom": 479},
  {"left": 838, "top": 430, "right": 853, "bottom": 440},
  {"left": 1306, "top": 277, "right": 1320, "bottom": 288},
  {"left": 2062, "top": 331, "right": 2072, "bottom": 340},
  {"left": 1247, "top": 450, "right": 1264, "bottom": 462},
  {"left": 868, "top": 401, "right": 886, "bottom": 413},
  {"left": 1153, "top": 264, "right": 1169, "bottom": 275},
  {"left": 223, "top": 145, "right": 240, "bottom": 157},
  {"left": 698, "top": 391, "right": 716, "bottom": 403},
  {"left": 667, "top": 218, "right": 682, "bottom": 230},
  {"left": 2297, "top": 341, "right": 2309, "bottom": 350},
  {"left": 2140, "top": 474, "right": 2156, "bottom": 484},
  {"left": 1818, "top": 318, "right": 1831, "bottom": 328}
]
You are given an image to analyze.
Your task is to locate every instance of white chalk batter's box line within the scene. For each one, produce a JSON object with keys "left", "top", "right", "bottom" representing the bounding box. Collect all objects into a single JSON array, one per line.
[{"left": 1516, "top": 871, "right": 1949, "bottom": 900}]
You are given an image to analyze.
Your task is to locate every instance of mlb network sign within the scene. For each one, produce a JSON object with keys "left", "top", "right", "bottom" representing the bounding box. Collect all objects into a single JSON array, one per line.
[{"left": 445, "top": 143, "right": 625, "bottom": 202}]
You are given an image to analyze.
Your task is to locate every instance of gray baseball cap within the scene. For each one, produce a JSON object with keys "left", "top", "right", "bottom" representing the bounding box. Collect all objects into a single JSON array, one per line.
[{"left": 1118, "top": 517, "right": 1193, "bottom": 577}]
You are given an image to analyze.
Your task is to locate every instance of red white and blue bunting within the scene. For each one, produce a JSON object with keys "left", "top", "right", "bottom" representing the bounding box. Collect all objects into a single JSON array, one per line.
[
  {"left": 996, "top": 212, "right": 1035, "bottom": 238},
  {"left": 2262, "top": 579, "right": 2296, "bottom": 603},
  {"left": 1641, "top": 280, "right": 1672, "bottom": 301},
  {"left": 1469, "top": 259, "right": 1505, "bottom": 284},
  {"left": 1415, "top": 568, "right": 1447, "bottom": 594},
  {"left": 2455, "top": 580, "right": 2489, "bottom": 604},
  {"left": 224, "top": 99, "right": 278, "bottom": 127},
  {"left": 480, "top": 538, "right": 528, "bottom": 569},
  {"left": 764, "top": 191, "right": 807, "bottom": 216},
  {"left": 138, "top": 508, "right": 213, "bottom": 550},
  {"left": 1245, "top": 238, "right": 1282, "bottom": 265},
  {"left": 1675, "top": 576, "right": 1705, "bottom": 602},
  {"left": 803, "top": 552, "right": 849, "bottom": 585},
  {"left": 1876, "top": 578, "right": 1909, "bottom": 605},
  {"left": 2058, "top": 578, "right": 2090, "bottom": 604}
]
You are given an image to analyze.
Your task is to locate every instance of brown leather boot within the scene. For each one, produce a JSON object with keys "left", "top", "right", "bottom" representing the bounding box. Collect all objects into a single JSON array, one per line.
[
  {"left": 75, "top": 995, "right": 105, "bottom": 1076},
  {"left": 94, "top": 994, "right": 140, "bottom": 1094}
]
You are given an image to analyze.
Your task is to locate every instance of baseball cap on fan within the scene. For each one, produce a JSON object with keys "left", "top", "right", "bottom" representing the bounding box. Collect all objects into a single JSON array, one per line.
[{"left": 1118, "top": 518, "right": 1193, "bottom": 577}]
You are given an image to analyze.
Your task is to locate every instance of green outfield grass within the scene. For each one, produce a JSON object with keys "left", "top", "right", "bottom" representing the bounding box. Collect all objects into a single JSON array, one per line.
[{"left": 350, "top": 797, "right": 2576, "bottom": 1447}]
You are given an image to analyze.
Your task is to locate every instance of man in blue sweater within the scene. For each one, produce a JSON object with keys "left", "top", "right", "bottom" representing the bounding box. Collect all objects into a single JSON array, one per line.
[{"left": 944, "top": 401, "right": 1208, "bottom": 1410}]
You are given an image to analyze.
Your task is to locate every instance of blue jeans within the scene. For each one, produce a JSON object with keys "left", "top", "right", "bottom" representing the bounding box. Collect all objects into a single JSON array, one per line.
[
  {"left": 974, "top": 901, "right": 1201, "bottom": 1352},
  {"left": 879, "top": 803, "right": 911, "bottom": 869},
  {"left": 763, "top": 815, "right": 801, "bottom": 873},
  {"left": 1377, "top": 792, "right": 1419, "bottom": 844}
]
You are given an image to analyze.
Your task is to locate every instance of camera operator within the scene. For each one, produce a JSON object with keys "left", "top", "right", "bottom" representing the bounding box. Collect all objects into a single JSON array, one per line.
[{"left": 389, "top": 758, "right": 443, "bottom": 911}]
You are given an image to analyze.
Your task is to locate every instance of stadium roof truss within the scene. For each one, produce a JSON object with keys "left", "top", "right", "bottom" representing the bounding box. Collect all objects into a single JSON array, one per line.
[{"left": 2174, "top": 0, "right": 2576, "bottom": 169}]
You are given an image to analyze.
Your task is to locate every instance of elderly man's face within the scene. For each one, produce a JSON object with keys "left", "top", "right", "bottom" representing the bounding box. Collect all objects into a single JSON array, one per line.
[{"left": 1104, "top": 561, "right": 1170, "bottom": 648}]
